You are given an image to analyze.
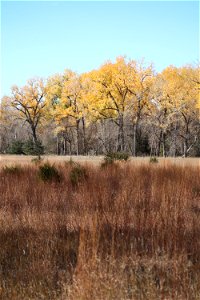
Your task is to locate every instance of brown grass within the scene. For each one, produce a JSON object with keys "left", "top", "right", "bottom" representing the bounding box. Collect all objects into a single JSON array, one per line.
[
  {"left": 0, "top": 154, "right": 199, "bottom": 167},
  {"left": 0, "top": 160, "right": 200, "bottom": 299}
]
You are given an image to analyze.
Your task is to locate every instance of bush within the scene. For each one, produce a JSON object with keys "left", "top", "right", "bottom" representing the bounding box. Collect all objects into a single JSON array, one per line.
[
  {"left": 101, "top": 152, "right": 130, "bottom": 167},
  {"left": 105, "top": 152, "right": 130, "bottom": 162},
  {"left": 65, "top": 157, "right": 76, "bottom": 167},
  {"left": 38, "top": 163, "right": 61, "bottom": 182},
  {"left": 31, "top": 155, "right": 43, "bottom": 165},
  {"left": 70, "top": 164, "right": 87, "bottom": 186},
  {"left": 23, "top": 140, "right": 44, "bottom": 156},
  {"left": 103, "top": 154, "right": 115, "bottom": 165},
  {"left": 192, "top": 186, "right": 200, "bottom": 197},
  {"left": 8, "top": 140, "right": 24, "bottom": 154},
  {"left": 101, "top": 152, "right": 129, "bottom": 168},
  {"left": 3, "top": 165, "right": 21, "bottom": 174},
  {"left": 101, "top": 156, "right": 114, "bottom": 168},
  {"left": 149, "top": 156, "right": 158, "bottom": 163}
]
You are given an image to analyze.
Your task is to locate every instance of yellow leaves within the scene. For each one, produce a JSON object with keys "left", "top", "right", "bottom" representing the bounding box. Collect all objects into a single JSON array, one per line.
[
  {"left": 197, "top": 89, "right": 200, "bottom": 110},
  {"left": 11, "top": 59, "right": 198, "bottom": 134},
  {"left": 9, "top": 78, "right": 47, "bottom": 130},
  {"left": 0, "top": 96, "right": 12, "bottom": 120},
  {"left": 152, "top": 65, "right": 199, "bottom": 123},
  {"left": 54, "top": 125, "right": 66, "bottom": 135},
  {"left": 80, "top": 57, "right": 154, "bottom": 123},
  {"left": 46, "top": 70, "right": 87, "bottom": 131}
]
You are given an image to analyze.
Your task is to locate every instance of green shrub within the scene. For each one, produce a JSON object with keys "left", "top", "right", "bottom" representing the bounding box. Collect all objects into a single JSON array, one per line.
[
  {"left": 38, "top": 163, "right": 61, "bottom": 182},
  {"left": 101, "top": 152, "right": 130, "bottom": 167},
  {"left": 8, "top": 140, "right": 24, "bottom": 154},
  {"left": 23, "top": 140, "right": 44, "bottom": 156},
  {"left": 101, "top": 156, "right": 114, "bottom": 168},
  {"left": 192, "top": 186, "right": 200, "bottom": 197},
  {"left": 149, "top": 156, "right": 158, "bottom": 163},
  {"left": 31, "top": 155, "right": 43, "bottom": 165},
  {"left": 65, "top": 157, "right": 76, "bottom": 167},
  {"left": 3, "top": 165, "right": 21, "bottom": 174},
  {"left": 105, "top": 152, "right": 130, "bottom": 162},
  {"left": 70, "top": 164, "right": 87, "bottom": 186}
]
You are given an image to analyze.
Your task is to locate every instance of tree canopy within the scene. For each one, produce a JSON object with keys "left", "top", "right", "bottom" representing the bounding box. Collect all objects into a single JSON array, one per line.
[{"left": 1, "top": 58, "right": 199, "bottom": 157}]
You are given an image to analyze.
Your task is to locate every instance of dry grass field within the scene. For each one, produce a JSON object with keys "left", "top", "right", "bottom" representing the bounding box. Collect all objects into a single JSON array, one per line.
[
  {"left": 0, "top": 154, "right": 199, "bottom": 167},
  {"left": 0, "top": 155, "right": 200, "bottom": 299}
]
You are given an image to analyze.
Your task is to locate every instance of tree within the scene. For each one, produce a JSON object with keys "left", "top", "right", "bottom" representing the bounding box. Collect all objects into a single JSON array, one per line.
[
  {"left": 46, "top": 70, "right": 86, "bottom": 155},
  {"left": 10, "top": 78, "right": 46, "bottom": 144},
  {"left": 175, "top": 66, "right": 199, "bottom": 156},
  {"left": 84, "top": 57, "right": 154, "bottom": 153},
  {"left": 0, "top": 96, "right": 30, "bottom": 152},
  {"left": 1, "top": 57, "right": 199, "bottom": 157},
  {"left": 126, "top": 60, "right": 154, "bottom": 155},
  {"left": 150, "top": 66, "right": 199, "bottom": 157}
]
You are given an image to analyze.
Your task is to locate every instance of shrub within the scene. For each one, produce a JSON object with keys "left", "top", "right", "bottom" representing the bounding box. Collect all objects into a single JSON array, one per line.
[
  {"left": 70, "top": 164, "right": 87, "bottom": 186},
  {"left": 149, "top": 156, "right": 158, "bottom": 163},
  {"left": 101, "top": 152, "right": 130, "bottom": 168},
  {"left": 23, "top": 139, "right": 44, "bottom": 155},
  {"left": 3, "top": 165, "right": 21, "bottom": 174},
  {"left": 65, "top": 157, "right": 76, "bottom": 167},
  {"left": 8, "top": 140, "right": 24, "bottom": 154},
  {"left": 192, "top": 186, "right": 200, "bottom": 197},
  {"left": 105, "top": 152, "right": 130, "bottom": 162},
  {"left": 31, "top": 155, "right": 43, "bottom": 165},
  {"left": 38, "top": 163, "right": 61, "bottom": 182},
  {"left": 101, "top": 156, "right": 114, "bottom": 168}
]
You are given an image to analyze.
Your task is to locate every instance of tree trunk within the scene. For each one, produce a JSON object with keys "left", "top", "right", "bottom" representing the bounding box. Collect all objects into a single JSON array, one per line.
[
  {"left": 183, "top": 140, "right": 188, "bottom": 157},
  {"left": 181, "top": 113, "right": 190, "bottom": 157},
  {"left": 69, "top": 140, "right": 72, "bottom": 156},
  {"left": 82, "top": 117, "right": 87, "bottom": 155},
  {"left": 76, "top": 119, "right": 80, "bottom": 156},
  {"left": 57, "top": 136, "right": 59, "bottom": 155},
  {"left": 162, "top": 132, "right": 166, "bottom": 157},
  {"left": 117, "top": 114, "right": 125, "bottom": 152},
  {"left": 173, "top": 122, "right": 177, "bottom": 157},
  {"left": 32, "top": 125, "right": 37, "bottom": 144},
  {"left": 63, "top": 137, "right": 66, "bottom": 155},
  {"left": 182, "top": 125, "right": 189, "bottom": 157},
  {"left": 157, "top": 131, "right": 162, "bottom": 157},
  {"left": 132, "top": 115, "right": 140, "bottom": 157},
  {"left": 133, "top": 124, "right": 137, "bottom": 156},
  {"left": 102, "top": 120, "right": 107, "bottom": 154}
]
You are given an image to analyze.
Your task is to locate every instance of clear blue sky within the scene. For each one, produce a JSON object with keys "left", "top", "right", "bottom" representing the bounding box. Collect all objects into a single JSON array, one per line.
[{"left": 1, "top": 1, "right": 199, "bottom": 97}]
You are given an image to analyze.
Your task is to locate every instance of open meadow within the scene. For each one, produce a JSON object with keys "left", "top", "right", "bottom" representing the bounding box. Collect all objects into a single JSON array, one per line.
[
  {"left": 1, "top": 0, "right": 199, "bottom": 298},
  {"left": 0, "top": 154, "right": 199, "bottom": 167},
  {"left": 0, "top": 155, "right": 200, "bottom": 299}
]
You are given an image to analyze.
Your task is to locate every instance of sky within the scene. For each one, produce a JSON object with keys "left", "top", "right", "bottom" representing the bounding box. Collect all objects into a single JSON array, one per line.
[{"left": 1, "top": 1, "right": 199, "bottom": 97}]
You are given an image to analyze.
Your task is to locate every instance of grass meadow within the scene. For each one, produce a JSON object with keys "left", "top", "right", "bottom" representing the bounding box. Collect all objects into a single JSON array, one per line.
[{"left": 0, "top": 156, "right": 200, "bottom": 299}]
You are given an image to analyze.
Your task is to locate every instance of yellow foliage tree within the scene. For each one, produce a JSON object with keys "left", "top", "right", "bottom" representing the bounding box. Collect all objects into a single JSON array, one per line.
[
  {"left": 10, "top": 78, "right": 46, "bottom": 143},
  {"left": 151, "top": 65, "right": 199, "bottom": 156},
  {"left": 46, "top": 70, "right": 86, "bottom": 154},
  {"left": 83, "top": 57, "right": 154, "bottom": 153}
]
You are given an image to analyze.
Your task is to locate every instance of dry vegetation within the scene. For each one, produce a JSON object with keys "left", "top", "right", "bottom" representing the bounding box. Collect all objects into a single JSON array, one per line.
[
  {"left": 0, "top": 154, "right": 199, "bottom": 167},
  {"left": 0, "top": 158, "right": 200, "bottom": 299}
]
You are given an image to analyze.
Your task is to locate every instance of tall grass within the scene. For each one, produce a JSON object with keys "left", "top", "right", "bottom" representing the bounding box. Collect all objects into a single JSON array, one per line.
[{"left": 0, "top": 162, "right": 199, "bottom": 299}]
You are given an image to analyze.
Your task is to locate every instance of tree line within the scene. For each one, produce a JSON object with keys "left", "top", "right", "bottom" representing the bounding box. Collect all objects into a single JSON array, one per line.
[{"left": 1, "top": 57, "right": 199, "bottom": 157}]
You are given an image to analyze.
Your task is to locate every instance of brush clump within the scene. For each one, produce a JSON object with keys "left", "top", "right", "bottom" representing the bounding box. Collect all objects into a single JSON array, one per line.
[
  {"left": 70, "top": 164, "right": 87, "bottom": 187},
  {"left": 38, "top": 162, "right": 61, "bottom": 182}
]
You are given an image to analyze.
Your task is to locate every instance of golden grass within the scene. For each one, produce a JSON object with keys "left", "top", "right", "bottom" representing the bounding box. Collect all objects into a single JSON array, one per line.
[
  {"left": 0, "top": 160, "right": 200, "bottom": 299},
  {"left": 0, "top": 154, "right": 199, "bottom": 167}
]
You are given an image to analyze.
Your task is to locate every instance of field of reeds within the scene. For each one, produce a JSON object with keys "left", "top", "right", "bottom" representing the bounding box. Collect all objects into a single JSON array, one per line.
[
  {"left": 0, "top": 154, "right": 199, "bottom": 167},
  {"left": 0, "top": 157, "right": 200, "bottom": 299}
]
